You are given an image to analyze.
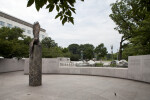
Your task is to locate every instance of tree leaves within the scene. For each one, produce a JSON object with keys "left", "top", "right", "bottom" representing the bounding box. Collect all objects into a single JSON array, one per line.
[
  {"left": 70, "top": 8, "right": 76, "bottom": 13},
  {"left": 110, "top": 0, "right": 150, "bottom": 57},
  {"left": 35, "top": 0, "right": 41, "bottom": 11},
  {"left": 27, "top": 0, "right": 34, "bottom": 7},
  {"left": 56, "top": 5, "right": 60, "bottom": 12},
  {"left": 49, "top": 4, "right": 54, "bottom": 12},
  {"left": 66, "top": 10, "right": 72, "bottom": 16},
  {"left": 68, "top": 17, "right": 74, "bottom": 24},
  {"left": 62, "top": 16, "right": 67, "bottom": 25},
  {"left": 0, "top": 27, "right": 31, "bottom": 58},
  {"left": 27, "top": 0, "right": 84, "bottom": 25}
]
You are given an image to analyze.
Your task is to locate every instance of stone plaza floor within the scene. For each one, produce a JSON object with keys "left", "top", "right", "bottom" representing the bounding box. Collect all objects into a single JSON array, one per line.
[{"left": 0, "top": 71, "right": 150, "bottom": 100}]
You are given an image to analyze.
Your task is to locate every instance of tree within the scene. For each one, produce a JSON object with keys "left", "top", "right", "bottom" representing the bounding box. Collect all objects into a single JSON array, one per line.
[
  {"left": 27, "top": 0, "right": 84, "bottom": 25},
  {"left": 79, "top": 44, "right": 94, "bottom": 60},
  {"left": 68, "top": 44, "right": 80, "bottom": 60},
  {"left": 94, "top": 43, "right": 107, "bottom": 60},
  {"left": 61, "top": 47, "right": 71, "bottom": 58},
  {"left": 110, "top": 0, "right": 150, "bottom": 59},
  {"left": 41, "top": 38, "right": 71, "bottom": 58},
  {"left": 41, "top": 37, "right": 57, "bottom": 48},
  {"left": 109, "top": 0, "right": 135, "bottom": 60},
  {"left": 0, "top": 27, "right": 32, "bottom": 58},
  {"left": 42, "top": 46, "right": 63, "bottom": 58},
  {"left": 68, "top": 44, "right": 80, "bottom": 54}
]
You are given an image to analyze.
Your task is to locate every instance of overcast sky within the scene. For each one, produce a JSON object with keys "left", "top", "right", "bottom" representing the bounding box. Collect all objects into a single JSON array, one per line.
[{"left": 0, "top": 0, "right": 122, "bottom": 53}]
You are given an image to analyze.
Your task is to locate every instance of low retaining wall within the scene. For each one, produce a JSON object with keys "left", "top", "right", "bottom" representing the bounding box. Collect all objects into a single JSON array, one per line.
[
  {"left": 0, "top": 59, "right": 24, "bottom": 73},
  {"left": 23, "top": 55, "right": 150, "bottom": 83},
  {"left": 128, "top": 55, "right": 150, "bottom": 83},
  {"left": 59, "top": 67, "right": 128, "bottom": 79},
  {"left": 24, "top": 58, "right": 59, "bottom": 74},
  {"left": 1, "top": 55, "right": 149, "bottom": 83}
]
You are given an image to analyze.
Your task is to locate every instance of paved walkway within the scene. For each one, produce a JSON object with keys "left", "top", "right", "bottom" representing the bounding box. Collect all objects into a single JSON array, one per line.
[{"left": 0, "top": 71, "right": 150, "bottom": 100}]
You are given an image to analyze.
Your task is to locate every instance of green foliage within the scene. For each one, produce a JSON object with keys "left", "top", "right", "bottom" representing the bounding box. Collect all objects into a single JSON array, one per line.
[
  {"left": 110, "top": 63, "right": 116, "bottom": 67},
  {"left": 41, "top": 37, "right": 57, "bottom": 48},
  {"left": 110, "top": 0, "right": 150, "bottom": 58},
  {"left": 42, "top": 47, "right": 63, "bottom": 58},
  {"left": 68, "top": 43, "right": 108, "bottom": 60},
  {"left": 0, "top": 27, "right": 32, "bottom": 58},
  {"left": 41, "top": 38, "right": 71, "bottom": 58},
  {"left": 68, "top": 44, "right": 80, "bottom": 60},
  {"left": 62, "top": 47, "right": 69, "bottom": 53},
  {"left": 0, "top": 27, "right": 109, "bottom": 60},
  {"left": 70, "top": 54, "right": 80, "bottom": 61},
  {"left": 95, "top": 43, "right": 108, "bottom": 59},
  {"left": 27, "top": 0, "right": 84, "bottom": 25},
  {"left": 79, "top": 44, "right": 94, "bottom": 60},
  {"left": 106, "top": 53, "right": 111, "bottom": 60},
  {"left": 95, "top": 63, "right": 103, "bottom": 67},
  {"left": 68, "top": 44, "right": 80, "bottom": 54}
]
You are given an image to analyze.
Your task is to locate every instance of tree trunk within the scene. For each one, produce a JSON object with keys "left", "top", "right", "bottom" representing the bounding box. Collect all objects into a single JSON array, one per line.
[{"left": 119, "top": 37, "right": 123, "bottom": 60}]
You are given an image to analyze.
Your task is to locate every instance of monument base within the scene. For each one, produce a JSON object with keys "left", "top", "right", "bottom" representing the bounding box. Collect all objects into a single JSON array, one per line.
[{"left": 29, "top": 45, "right": 42, "bottom": 86}]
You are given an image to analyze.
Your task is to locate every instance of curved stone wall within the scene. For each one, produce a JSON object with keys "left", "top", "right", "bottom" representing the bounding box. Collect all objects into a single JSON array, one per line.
[
  {"left": 0, "top": 59, "right": 24, "bottom": 73},
  {"left": 23, "top": 55, "right": 150, "bottom": 83},
  {"left": 58, "top": 67, "right": 128, "bottom": 79}
]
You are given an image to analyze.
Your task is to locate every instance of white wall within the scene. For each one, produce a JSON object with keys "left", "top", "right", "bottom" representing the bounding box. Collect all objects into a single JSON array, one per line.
[
  {"left": 128, "top": 55, "right": 150, "bottom": 83},
  {"left": 0, "top": 55, "right": 149, "bottom": 83},
  {"left": 24, "top": 58, "right": 59, "bottom": 74},
  {"left": 0, "top": 16, "right": 47, "bottom": 40},
  {"left": 23, "top": 55, "right": 150, "bottom": 83},
  {"left": 0, "top": 59, "right": 24, "bottom": 73}
]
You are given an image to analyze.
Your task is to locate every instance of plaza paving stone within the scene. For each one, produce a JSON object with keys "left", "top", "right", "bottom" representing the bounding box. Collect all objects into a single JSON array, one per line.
[{"left": 0, "top": 71, "right": 150, "bottom": 100}]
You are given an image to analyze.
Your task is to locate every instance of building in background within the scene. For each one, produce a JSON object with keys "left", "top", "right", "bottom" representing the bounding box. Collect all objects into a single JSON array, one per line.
[{"left": 0, "top": 11, "right": 48, "bottom": 40}]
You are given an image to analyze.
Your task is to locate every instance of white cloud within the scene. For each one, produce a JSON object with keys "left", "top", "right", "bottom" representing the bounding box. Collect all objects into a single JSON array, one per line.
[{"left": 0, "top": 0, "right": 121, "bottom": 53}]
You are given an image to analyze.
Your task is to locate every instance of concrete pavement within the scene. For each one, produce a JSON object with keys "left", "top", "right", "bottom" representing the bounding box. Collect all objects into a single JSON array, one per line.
[{"left": 0, "top": 71, "right": 150, "bottom": 100}]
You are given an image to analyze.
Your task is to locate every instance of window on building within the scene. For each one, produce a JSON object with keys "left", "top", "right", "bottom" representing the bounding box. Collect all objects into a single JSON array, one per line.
[
  {"left": 14, "top": 26, "right": 19, "bottom": 28},
  {"left": 0, "top": 21, "right": 5, "bottom": 26},
  {"left": 22, "top": 28, "right": 26, "bottom": 32},
  {"left": 7, "top": 23, "right": 12, "bottom": 28},
  {"left": 27, "top": 30, "right": 31, "bottom": 34},
  {"left": 42, "top": 35, "right": 45, "bottom": 38}
]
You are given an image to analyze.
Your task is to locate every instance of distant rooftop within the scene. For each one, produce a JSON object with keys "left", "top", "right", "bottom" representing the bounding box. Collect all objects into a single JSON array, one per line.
[{"left": 0, "top": 11, "right": 46, "bottom": 32}]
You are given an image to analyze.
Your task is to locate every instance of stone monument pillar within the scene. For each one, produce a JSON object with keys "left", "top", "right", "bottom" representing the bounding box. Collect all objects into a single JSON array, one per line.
[{"left": 29, "top": 22, "right": 42, "bottom": 86}]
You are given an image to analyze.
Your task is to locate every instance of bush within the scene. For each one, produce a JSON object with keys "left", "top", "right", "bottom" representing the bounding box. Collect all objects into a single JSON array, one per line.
[
  {"left": 110, "top": 63, "right": 116, "bottom": 67},
  {"left": 95, "top": 63, "right": 103, "bottom": 67}
]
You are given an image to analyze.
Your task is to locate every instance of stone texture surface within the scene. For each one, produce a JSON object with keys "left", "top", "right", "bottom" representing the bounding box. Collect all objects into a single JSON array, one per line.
[
  {"left": 0, "top": 71, "right": 150, "bottom": 100},
  {"left": 59, "top": 67, "right": 128, "bottom": 79},
  {"left": 0, "top": 59, "right": 24, "bottom": 73},
  {"left": 29, "top": 45, "right": 42, "bottom": 86},
  {"left": 128, "top": 55, "right": 150, "bottom": 83},
  {"left": 25, "top": 58, "right": 59, "bottom": 74},
  {"left": 24, "top": 55, "right": 150, "bottom": 83}
]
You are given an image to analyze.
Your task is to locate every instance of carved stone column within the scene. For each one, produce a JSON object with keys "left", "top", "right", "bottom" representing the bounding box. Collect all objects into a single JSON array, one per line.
[
  {"left": 29, "top": 45, "right": 42, "bottom": 86},
  {"left": 29, "top": 22, "right": 42, "bottom": 86}
]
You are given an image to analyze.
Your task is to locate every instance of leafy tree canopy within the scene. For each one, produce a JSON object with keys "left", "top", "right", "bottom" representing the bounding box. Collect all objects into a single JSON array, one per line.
[
  {"left": 79, "top": 44, "right": 94, "bottom": 60},
  {"left": 27, "top": 0, "right": 84, "bottom": 25},
  {"left": 41, "top": 37, "right": 57, "bottom": 48},
  {"left": 110, "top": 0, "right": 150, "bottom": 59},
  {"left": 0, "top": 27, "right": 32, "bottom": 58},
  {"left": 95, "top": 43, "right": 107, "bottom": 59},
  {"left": 68, "top": 44, "right": 80, "bottom": 54}
]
